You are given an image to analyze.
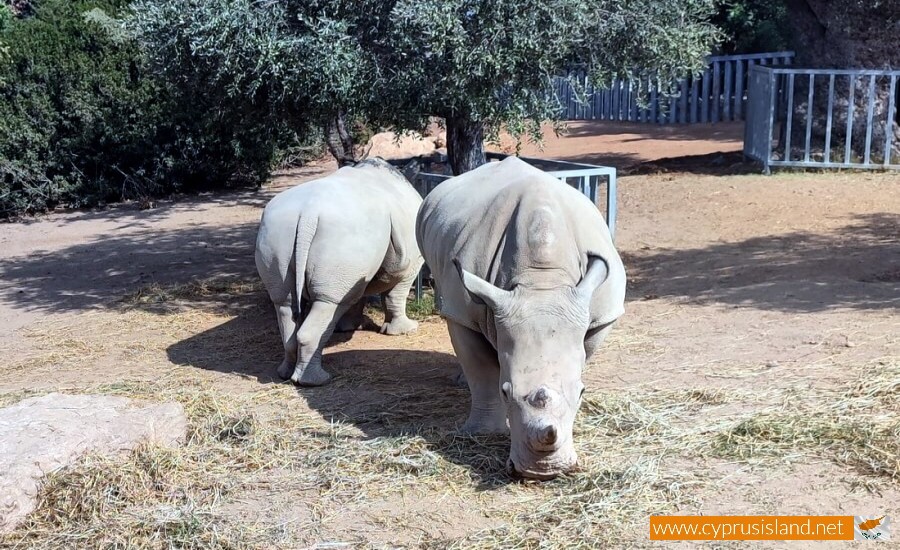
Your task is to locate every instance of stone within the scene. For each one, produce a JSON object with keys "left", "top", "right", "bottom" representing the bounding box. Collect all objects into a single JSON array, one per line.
[
  {"left": 0, "top": 393, "right": 187, "bottom": 532},
  {"left": 366, "top": 131, "right": 438, "bottom": 159}
]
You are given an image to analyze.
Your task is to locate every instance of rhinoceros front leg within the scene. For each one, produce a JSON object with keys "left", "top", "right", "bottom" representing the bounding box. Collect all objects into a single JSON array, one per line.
[
  {"left": 584, "top": 322, "right": 615, "bottom": 361},
  {"left": 379, "top": 269, "right": 419, "bottom": 335},
  {"left": 446, "top": 320, "right": 508, "bottom": 434},
  {"left": 335, "top": 297, "right": 366, "bottom": 333},
  {"left": 287, "top": 300, "right": 348, "bottom": 386}
]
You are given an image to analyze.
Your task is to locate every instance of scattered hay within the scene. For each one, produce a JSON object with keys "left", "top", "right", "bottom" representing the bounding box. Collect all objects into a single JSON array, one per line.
[
  {"left": 430, "top": 457, "right": 692, "bottom": 549},
  {"left": 3, "top": 277, "right": 898, "bottom": 547},
  {"left": 2, "top": 379, "right": 728, "bottom": 548},
  {"left": 3, "top": 381, "right": 280, "bottom": 549},
  {"left": 121, "top": 278, "right": 263, "bottom": 309},
  {"left": 712, "top": 359, "right": 900, "bottom": 479},
  {"left": 5, "top": 365, "right": 899, "bottom": 548}
]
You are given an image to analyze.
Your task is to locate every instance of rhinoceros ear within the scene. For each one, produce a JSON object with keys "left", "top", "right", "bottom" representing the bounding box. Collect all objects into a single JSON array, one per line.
[
  {"left": 575, "top": 255, "right": 609, "bottom": 304},
  {"left": 453, "top": 258, "right": 511, "bottom": 311}
]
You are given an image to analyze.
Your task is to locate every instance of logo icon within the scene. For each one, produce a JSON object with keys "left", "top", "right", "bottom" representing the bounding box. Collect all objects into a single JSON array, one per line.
[{"left": 855, "top": 515, "right": 890, "bottom": 541}]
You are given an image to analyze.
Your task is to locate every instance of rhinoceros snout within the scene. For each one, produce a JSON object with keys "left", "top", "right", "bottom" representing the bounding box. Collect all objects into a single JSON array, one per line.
[
  {"left": 538, "top": 425, "right": 557, "bottom": 447},
  {"left": 508, "top": 450, "right": 578, "bottom": 481},
  {"left": 525, "top": 422, "right": 562, "bottom": 453}
]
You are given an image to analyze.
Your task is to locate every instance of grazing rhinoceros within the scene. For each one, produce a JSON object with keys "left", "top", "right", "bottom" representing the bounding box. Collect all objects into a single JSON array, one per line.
[
  {"left": 256, "top": 158, "right": 423, "bottom": 386},
  {"left": 416, "top": 156, "right": 626, "bottom": 479}
]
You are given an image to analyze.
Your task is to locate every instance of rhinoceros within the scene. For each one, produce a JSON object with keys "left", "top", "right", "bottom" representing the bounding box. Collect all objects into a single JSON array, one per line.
[
  {"left": 416, "top": 156, "right": 626, "bottom": 479},
  {"left": 256, "top": 158, "right": 424, "bottom": 386}
]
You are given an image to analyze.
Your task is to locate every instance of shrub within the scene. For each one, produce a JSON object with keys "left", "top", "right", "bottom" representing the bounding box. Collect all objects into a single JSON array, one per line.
[{"left": 0, "top": 0, "right": 313, "bottom": 219}]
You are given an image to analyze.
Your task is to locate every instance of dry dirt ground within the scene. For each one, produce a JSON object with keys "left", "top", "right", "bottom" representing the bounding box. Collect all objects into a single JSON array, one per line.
[
  {"left": 369, "top": 120, "right": 745, "bottom": 169},
  {"left": 0, "top": 122, "right": 898, "bottom": 549}
]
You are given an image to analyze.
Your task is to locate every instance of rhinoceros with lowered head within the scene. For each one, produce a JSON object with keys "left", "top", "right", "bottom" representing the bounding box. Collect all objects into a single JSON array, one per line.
[
  {"left": 256, "top": 158, "right": 424, "bottom": 386},
  {"left": 416, "top": 156, "right": 626, "bottom": 479}
]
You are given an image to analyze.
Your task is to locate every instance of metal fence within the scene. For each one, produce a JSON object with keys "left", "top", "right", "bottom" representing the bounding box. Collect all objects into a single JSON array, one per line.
[
  {"left": 557, "top": 51, "right": 795, "bottom": 124},
  {"left": 744, "top": 65, "right": 900, "bottom": 172},
  {"left": 409, "top": 153, "right": 618, "bottom": 300}
]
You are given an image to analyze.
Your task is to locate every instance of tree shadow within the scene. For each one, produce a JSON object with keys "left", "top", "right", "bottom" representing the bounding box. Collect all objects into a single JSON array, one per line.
[
  {"left": 162, "top": 295, "right": 510, "bottom": 487},
  {"left": 0, "top": 220, "right": 260, "bottom": 315},
  {"left": 558, "top": 120, "right": 745, "bottom": 142},
  {"left": 297, "top": 347, "right": 513, "bottom": 489},
  {"left": 623, "top": 151, "right": 761, "bottom": 176},
  {"left": 487, "top": 120, "right": 745, "bottom": 169},
  {"left": 0, "top": 164, "right": 333, "bottom": 316},
  {"left": 625, "top": 213, "right": 900, "bottom": 312}
]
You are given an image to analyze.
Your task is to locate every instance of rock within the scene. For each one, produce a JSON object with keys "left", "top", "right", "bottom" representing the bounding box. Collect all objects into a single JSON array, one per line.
[
  {"left": 366, "top": 131, "right": 438, "bottom": 159},
  {"left": 0, "top": 393, "right": 187, "bottom": 533}
]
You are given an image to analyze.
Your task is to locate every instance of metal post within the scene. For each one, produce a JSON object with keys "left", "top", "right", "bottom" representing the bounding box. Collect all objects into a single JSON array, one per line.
[
  {"left": 824, "top": 74, "right": 835, "bottom": 163},
  {"left": 845, "top": 74, "right": 856, "bottom": 165},
  {"left": 864, "top": 74, "right": 877, "bottom": 165},
  {"left": 765, "top": 69, "right": 776, "bottom": 174},
  {"left": 885, "top": 75, "right": 897, "bottom": 166},
  {"left": 606, "top": 171, "right": 617, "bottom": 240},
  {"left": 804, "top": 74, "right": 815, "bottom": 162},
  {"left": 784, "top": 73, "right": 795, "bottom": 162}
]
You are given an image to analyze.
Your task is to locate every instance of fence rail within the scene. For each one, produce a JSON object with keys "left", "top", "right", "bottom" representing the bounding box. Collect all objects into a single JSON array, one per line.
[
  {"left": 557, "top": 51, "right": 795, "bottom": 124},
  {"left": 743, "top": 65, "right": 900, "bottom": 172}
]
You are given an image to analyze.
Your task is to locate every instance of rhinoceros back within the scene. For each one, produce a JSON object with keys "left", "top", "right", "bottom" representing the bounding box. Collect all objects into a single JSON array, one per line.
[{"left": 417, "top": 156, "right": 625, "bottom": 338}]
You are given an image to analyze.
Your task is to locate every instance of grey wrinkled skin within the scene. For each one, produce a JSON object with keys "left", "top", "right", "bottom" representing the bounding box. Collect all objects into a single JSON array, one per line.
[
  {"left": 416, "top": 157, "right": 626, "bottom": 480},
  {"left": 256, "top": 158, "right": 424, "bottom": 386}
]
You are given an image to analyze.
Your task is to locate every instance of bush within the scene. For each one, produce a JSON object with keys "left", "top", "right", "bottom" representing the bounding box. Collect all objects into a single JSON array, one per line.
[{"left": 0, "top": 0, "right": 313, "bottom": 219}]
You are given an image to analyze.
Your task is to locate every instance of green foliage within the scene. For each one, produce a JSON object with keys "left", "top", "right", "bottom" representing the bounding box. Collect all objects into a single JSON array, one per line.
[
  {"left": 0, "top": 0, "right": 310, "bottom": 218},
  {"left": 713, "top": 0, "right": 791, "bottom": 54},
  {"left": 378, "top": 0, "right": 720, "bottom": 143},
  {"left": 130, "top": 0, "right": 719, "bottom": 163},
  {"left": 128, "top": 0, "right": 374, "bottom": 128}
]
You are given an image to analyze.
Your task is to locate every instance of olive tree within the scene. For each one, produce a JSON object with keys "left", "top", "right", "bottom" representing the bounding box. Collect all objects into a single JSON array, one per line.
[
  {"left": 131, "top": 0, "right": 718, "bottom": 174},
  {"left": 376, "top": 0, "right": 719, "bottom": 174},
  {"left": 130, "top": 0, "right": 377, "bottom": 166}
]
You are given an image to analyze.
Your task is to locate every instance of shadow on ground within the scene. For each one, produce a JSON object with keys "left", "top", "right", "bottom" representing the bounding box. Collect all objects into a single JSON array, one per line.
[
  {"left": 0, "top": 164, "right": 333, "bottom": 315},
  {"left": 0, "top": 221, "right": 260, "bottom": 314},
  {"left": 625, "top": 213, "right": 900, "bottom": 311},
  {"left": 624, "top": 151, "right": 760, "bottom": 176},
  {"left": 520, "top": 120, "right": 744, "bottom": 168},
  {"left": 163, "top": 291, "right": 509, "bottom": 486}
]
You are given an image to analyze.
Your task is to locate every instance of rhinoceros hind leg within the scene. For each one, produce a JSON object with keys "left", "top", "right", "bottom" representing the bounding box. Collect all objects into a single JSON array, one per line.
[
  {"left": 335, "top": 297, "right": 366, "bottom": 333},
  {"left": 379, "top": 270, "right": 419, "bottom": 335},
  {"left": 274, "top": 302, "right": 298, "bottom": 380},
  {"left": 447, "top": 321, "right": 508, "bottom": 434},
  {"left": 452, "top": 369, "right": 468, "bottom": 387},
  {"left": 290, "top": 300, "right": 347, "bottom": 386}
]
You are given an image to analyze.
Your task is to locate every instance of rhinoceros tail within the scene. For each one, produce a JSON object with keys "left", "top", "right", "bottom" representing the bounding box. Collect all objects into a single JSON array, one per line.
[{"left": 293, "top": 214, "right": 319, "bottom": 308}]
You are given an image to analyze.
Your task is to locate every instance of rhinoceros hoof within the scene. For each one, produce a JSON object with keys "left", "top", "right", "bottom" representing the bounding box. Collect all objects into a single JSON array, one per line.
[
  {"left": 276, "top": 359, "right": 294, "bottom": 381},
  {"left": 290, "top": 365, "right": 332, "bottom": 387},
  {"left": 380, "top": 317, "right": 418, "bottom": 336}
]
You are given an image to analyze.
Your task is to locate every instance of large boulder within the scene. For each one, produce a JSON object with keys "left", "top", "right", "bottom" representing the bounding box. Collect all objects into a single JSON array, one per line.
[
  {"left": 0, "top": 393, "right": 187, "bottom": 532},
  {"left": 366, "top": 130, "right": 442, "bottom": 159}
]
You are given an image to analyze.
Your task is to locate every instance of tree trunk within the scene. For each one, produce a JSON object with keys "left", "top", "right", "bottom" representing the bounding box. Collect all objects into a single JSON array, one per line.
[
  {"left": 446, "top": 117, "right": 486, "bottom": 176},
  {"left": 325, "top": 112, "right": 360, "bottom": 167}
]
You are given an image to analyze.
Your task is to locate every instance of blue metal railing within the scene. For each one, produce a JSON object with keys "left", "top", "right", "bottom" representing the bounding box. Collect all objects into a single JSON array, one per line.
[
  {"left": 744, "top": 65, "right": 900, "bottom": 172},
  {"left": 557, "top": 51, "right": 796, "bottom": 124}
]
